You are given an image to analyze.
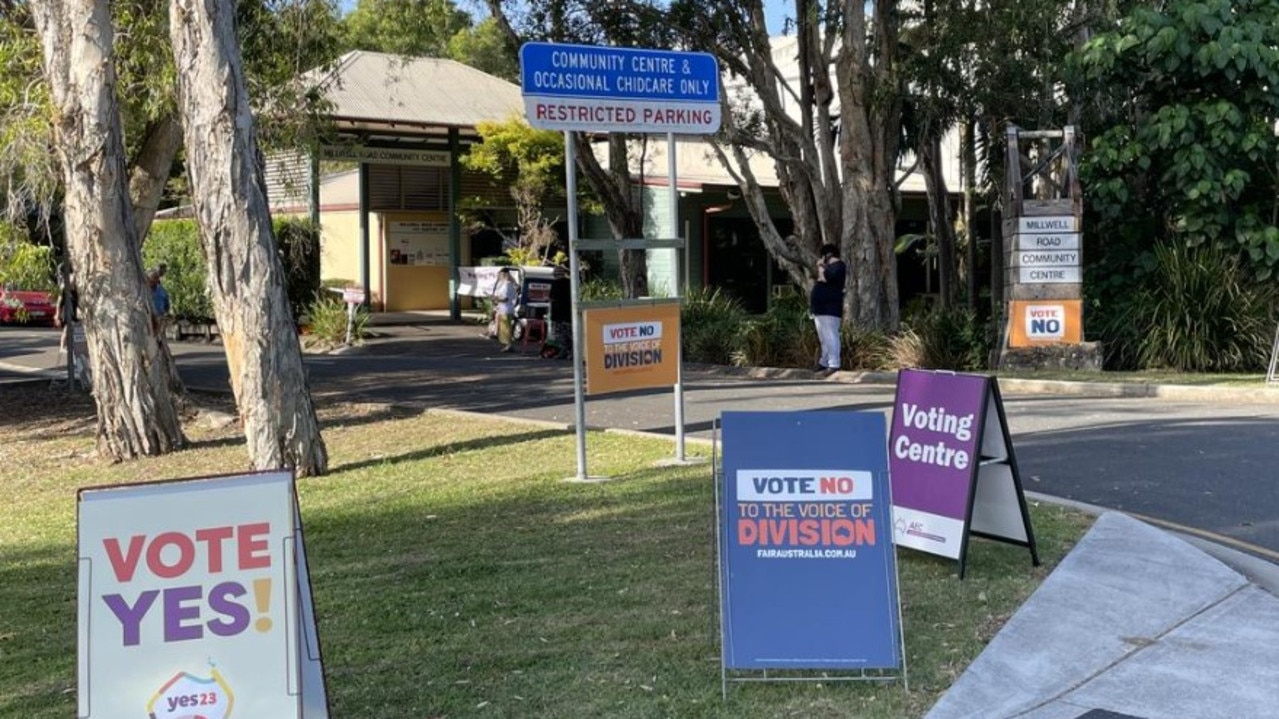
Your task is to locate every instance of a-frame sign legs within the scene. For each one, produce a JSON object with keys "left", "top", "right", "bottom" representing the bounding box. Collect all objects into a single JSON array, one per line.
[
  {"left": 889, "top": 369, "right": 1039, "bottom": 579},
  {"left": 956, "top": 378, "right": 1040, "bottom": 579}
]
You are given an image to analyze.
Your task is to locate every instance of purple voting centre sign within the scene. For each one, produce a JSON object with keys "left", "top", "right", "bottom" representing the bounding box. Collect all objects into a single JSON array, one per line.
[
  {"left": 889, "top": 371, "right": 988, "bottom": 559},
  {"left": 888, "top": 370, "right": 1038, "bottom": 576}
]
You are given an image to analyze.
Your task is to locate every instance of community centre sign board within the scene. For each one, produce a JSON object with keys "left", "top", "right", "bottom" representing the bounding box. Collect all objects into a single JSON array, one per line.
[
  {"left": 520, "top": 42, "right": 720, "bottom": 134},
  {"left": 888, "top": 370, "right": 1039, "bottom": 577},
  {"left": 77, "top": 470, "right": 328, "bottom": 719},
  {"left": 718, "top": 411, "right": 903, "bottom": 676},
  {"left": 583, "top": 301, "right": 680, "bottom": 395}
]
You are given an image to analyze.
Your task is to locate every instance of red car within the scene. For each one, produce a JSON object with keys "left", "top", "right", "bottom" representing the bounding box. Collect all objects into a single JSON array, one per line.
[{"left": 0, "top": 288, "right": 57, "bottom": 325}]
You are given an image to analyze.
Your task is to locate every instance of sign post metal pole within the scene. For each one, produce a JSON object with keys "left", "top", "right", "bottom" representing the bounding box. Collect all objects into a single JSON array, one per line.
[
  {"left": 668, "top": 132, "right": 687, "bottom": 462},
  {"left": 565, "top": 132, "right": 589, "bottom": 480}
]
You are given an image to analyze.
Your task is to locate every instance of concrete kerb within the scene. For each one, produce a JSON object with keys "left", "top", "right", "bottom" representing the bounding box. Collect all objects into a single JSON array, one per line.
[
  {"left": 690, "top": 360, "right": 1279, "bottom": 405},
  {"left": 1026, "top": 490, "right": 1279, "bottom": 597},
  {"left": 998, "top": 377, "right": 1279, "bottom": 403},
  {"left": 0, "top": 359, "right": 62, "bottom": 380}
]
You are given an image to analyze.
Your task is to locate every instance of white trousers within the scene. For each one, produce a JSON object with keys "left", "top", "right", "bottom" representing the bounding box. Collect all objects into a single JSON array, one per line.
[{"left": 813, "top": 314, "right": 841, "bottom": 369}]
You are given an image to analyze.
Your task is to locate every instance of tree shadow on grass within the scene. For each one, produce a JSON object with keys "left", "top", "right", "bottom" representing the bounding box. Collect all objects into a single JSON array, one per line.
[
  {"left": 330, "top": 427, "right": 572, "bottom": 474},
  {"left": 0, "top": 383, "right": 96, "bottom": 437}
]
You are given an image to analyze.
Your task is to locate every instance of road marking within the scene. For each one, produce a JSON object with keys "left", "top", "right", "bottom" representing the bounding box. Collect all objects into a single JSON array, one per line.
[{"left": 1126, "top": 511, "right": 1279, "bottom": 563}]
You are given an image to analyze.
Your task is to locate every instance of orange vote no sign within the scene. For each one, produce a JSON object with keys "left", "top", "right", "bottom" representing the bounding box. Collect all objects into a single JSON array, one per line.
[{"left": 583, "top": 302, "right": 681, "bottom": 396}]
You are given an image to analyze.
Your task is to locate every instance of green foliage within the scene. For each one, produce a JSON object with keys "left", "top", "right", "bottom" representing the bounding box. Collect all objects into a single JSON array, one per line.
[
  {"left": 144, "top": 218, "right": 322, "bottom": 322},
  {"left": 113, "top": 0, "right": 178, "bottom": 136},
  {"left": 238, "top": 0, "right": 344, "bottom": 151},
  {"left": 2, "top": 0, "right": 339, "bottom": 229},
  {"left": 887, "top": 305, "right": 991, "bottom": 371},
  {"left": 0, "top": 14, "right": 58, "bottom": 223},
  {"left": 446, "top": 18, "right": 519, "bottom": 81},
  {"left": 275, "top": 217, "right": 322, "bottom": 320},
  {"left": 842, "top": 325, "right": 894, "bottom": 371},
  {"left": 0, "top": 237, "right": 55, "bottom": 291},
  {"left": 680, "top": 287, "right": 746, "bottom": 365},
  {"left": 143, "top": 220, "right": 212, "bottom": 321},
  {"left": 1100, "top": 243, "right": 1278, "bottom": 372},
  {"left": 460, "top": 116, "right": 568, "bottom": 266},
  {"left": 736, "top": 293, "right": 817, "bottom": 368},
  {"left": 341, "top": 0, "right": 470, "bottom": 57},
  {"left": 579, "top": 277, "right": 623, "bottom": 302},
  {"left": 306, "top": 291, "right": 369, "bottom": 345},
  {"left": 688, "top": 291, "right": 896, "bottom": 371},
  {"left": 1073, "top": 0, "right": 1279, "bottom": 282}
]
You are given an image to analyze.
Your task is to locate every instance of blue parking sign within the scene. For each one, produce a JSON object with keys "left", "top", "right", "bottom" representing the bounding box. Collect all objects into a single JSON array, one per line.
[{"left": 520, "top": 42, "right": 721, "bottom": 134}]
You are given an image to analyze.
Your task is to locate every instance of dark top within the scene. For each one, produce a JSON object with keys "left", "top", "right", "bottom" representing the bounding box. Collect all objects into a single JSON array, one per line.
[
  {"left": 809, "top": 258, "right": 846, "bottom": 318},
  {"left": 549, "top": 277, "right": 572, "bottom": 321}
]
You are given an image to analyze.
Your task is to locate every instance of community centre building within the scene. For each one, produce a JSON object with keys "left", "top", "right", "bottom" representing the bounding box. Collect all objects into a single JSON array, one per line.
[{"left": 267, "top": 45, "right": 962, "bottom": 316}]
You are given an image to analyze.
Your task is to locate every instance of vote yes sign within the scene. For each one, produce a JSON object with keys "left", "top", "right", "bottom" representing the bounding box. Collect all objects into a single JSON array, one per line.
[{"left": 78, "top": 471, "right": 314, "bottom": 719}]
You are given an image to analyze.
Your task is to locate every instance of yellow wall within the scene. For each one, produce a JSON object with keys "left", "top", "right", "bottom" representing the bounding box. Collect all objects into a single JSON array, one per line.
[
  {"left": 320, "top": 211, "right": 361, "bottom": 286},
  {"left": 385, "top": 265, "right": 449, "bottom": 310},
  {"left": 321, "top": 209, "right": 480, "bottom": 312},
  {"left": 381, "top": 211, "right": 451, "bottom": 311},
  {"left": 320, "top": 211, "right": 387, "bottom": 308}
]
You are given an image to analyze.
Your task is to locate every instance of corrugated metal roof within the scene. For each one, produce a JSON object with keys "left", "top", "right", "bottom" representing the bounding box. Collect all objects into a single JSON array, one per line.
[{"left": 311, "top": 51, "right": 523, "bottom": 130}]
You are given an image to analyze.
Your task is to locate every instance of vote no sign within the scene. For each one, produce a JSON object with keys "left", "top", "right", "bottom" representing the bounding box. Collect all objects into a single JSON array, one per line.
[
  {"left": 77, "top": 471, "right": 323, "bottom": 719},
  {"left": 583, "top": 301, "right": 680, "bottom": 395},
  {"left": 718, "top": 411, "right": 903, "bottom": 674}
]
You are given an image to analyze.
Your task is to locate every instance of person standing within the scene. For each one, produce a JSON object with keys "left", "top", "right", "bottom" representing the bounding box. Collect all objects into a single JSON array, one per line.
[
  {"left": 492, "top": 268, "right": 518, "bottom": 352},
  {"left": 809, "top": 243, "right": 846, "bottom": 375},
  {"left": 148, "top": 264, "right": 171, "bottom": 326},
  {"left": 545, "top": 265, "right": 573, "bottom": 359}
]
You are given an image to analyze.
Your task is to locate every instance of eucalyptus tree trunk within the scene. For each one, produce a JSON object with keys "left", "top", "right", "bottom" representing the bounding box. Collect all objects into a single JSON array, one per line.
[
  {"left": 837, "top": 0, "right": 902, "bottom": 330},
  {"left": 169, "top": 0, "right": 328, "bottom": 475},
  {"left": 32, "top": 0, "right": 186, "bottom": 459},
  {"left": 920, "top": 133, "right": 957, "bottom": 308},
  {"left": 130, "top": 115, "right": 185, "bottom": 240}
]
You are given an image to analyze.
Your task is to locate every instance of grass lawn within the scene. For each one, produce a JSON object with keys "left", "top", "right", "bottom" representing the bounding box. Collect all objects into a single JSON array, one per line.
[{"left": 0, "top": 386, "right": 1092, "bottom": 719}]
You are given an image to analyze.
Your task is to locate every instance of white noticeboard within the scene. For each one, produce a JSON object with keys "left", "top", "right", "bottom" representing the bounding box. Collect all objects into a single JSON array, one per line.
[
  {"left": 387, "top": 220, "right": 450, "bottom": 267},
  {"left": 77, "top": 471, "right": 327, "bottom": 719}
]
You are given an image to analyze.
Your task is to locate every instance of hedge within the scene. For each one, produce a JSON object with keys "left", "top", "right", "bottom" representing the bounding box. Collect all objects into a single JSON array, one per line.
[{"left": 143, "top": 217, "right": 321, "bottom": 321}]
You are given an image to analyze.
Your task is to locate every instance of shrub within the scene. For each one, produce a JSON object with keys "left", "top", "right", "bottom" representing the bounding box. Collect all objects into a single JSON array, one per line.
[
  {"left": 0, "top": 239, "right": 55, "bottom": 291},
  {"left": 680, "top": 287, "right": 746, "bottom": 365},
  {"left": 731, "top": 294, "right": 893, "bottom": 371},
  {"left": 843, "top": 325, "right": 893, "bottom": 371},
  {"left": 737, "top": 293, "right": 818, "bottom": 368},
  {"left": 1102, "top": 243, "right": 1278, "bottom": 372},
  {"left": 144, "top": 220, "right": 212, "bottom": 321},
  {"left": 275, "top": 218, "right": 321, "bottom": 321},
  {"left": 580, "top": 277, "right": 624, "bottom": 302},
  {"left": 145, "top": 217, "right": 322, "bottom": 322},
  {"left": 886, "top": 306, "right": 991, "bottom": 371},
  {"left": 306, "top": 291, "right": 368, "bottom": 345}
]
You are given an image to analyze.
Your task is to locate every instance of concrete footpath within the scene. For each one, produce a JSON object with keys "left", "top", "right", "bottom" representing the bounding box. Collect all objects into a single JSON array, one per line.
[
  {"left": 4, "top": 319, "right": 1279, "bottom": 717},
  {"left": 927, "top": 512, "right": 1279, "bottom": 719}
]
